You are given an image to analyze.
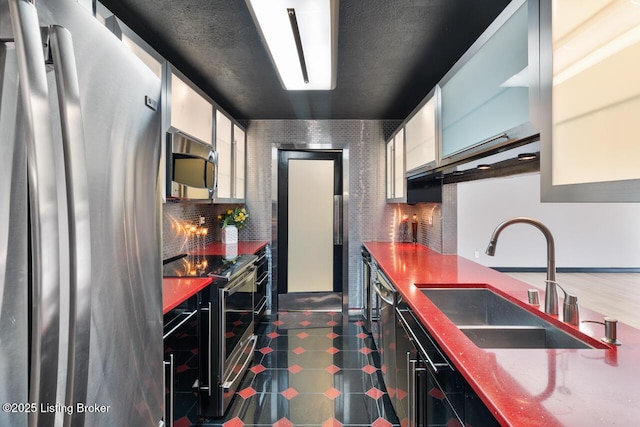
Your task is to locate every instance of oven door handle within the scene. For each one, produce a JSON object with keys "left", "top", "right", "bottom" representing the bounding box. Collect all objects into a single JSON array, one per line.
[
  {"left": 222, "top": 335, "right": 257, "bottom": 390},
  {"left": 373, "top": 280, "right": 394, "bottom": 306},
  {"left": 223, "top": 266, "right": 256, "bottom": 296}
]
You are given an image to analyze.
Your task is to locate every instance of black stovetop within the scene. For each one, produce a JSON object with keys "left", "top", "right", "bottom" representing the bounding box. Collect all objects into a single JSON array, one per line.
[{"left": 163, "top": 253, "right": 257, "bottom": 281}]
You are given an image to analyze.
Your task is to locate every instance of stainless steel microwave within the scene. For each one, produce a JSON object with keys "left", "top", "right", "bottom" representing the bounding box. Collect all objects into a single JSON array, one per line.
[{"left": 166, "top": 131, "right": 217, "bottom": 200}]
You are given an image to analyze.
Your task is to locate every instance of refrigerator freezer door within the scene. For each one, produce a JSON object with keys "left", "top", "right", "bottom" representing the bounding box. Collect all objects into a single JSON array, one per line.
[
  {"left": 37, "top": 0, "right": 164, "bottom": 425},
  {"left": 7, "top": 0, "right": 63, "bottom": 425},
  {"left": 3, "top": 0, "right": 163, "bottom": 425}
]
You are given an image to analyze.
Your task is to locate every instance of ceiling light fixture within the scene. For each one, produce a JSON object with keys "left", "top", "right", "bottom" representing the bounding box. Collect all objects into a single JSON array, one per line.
[
  {"left": 287, "top": 9, "right": 309, "bottom": 84},
  {"left": 246, "top": 0, "right": 339, "bottom": 90},
  {"left": 477, "top": 164, "right": 492, "bottom": 170}
]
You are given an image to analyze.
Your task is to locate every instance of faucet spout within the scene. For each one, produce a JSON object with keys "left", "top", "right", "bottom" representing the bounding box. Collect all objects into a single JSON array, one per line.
[{"left": 485, "top": 217, "right": 558, "bottom": 315}]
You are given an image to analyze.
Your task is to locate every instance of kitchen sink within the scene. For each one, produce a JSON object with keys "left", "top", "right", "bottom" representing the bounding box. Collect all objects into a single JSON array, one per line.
[{"left": 421, "top": 288, "right": 593, "bottom": 349}]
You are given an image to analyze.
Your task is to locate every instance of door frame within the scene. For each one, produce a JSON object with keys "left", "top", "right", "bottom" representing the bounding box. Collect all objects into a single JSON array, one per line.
[{"left": 271, "top": 147, "right": 349, "bottom": 315}]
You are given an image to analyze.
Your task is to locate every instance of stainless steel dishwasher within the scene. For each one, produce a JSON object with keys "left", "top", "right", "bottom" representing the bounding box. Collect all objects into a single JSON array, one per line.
[
  {"left": 372, "top": 269, "right": 397, "bottom": 405},
  {"left": 361, "top": 247, "right": 377, "bottom": 332}
]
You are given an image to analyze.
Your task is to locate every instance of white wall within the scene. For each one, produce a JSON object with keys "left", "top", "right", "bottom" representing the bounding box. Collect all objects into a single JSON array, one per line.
[{"left": 457, "top": 173, "right": 640, "bottom": 268}]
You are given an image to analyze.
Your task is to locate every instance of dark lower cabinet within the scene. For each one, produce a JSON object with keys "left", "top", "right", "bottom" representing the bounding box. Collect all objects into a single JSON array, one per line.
[
  {"left": 395, "top": 305, "right": 499, "bottom": 427},
  {"left": 163, "top": 293, "right": 201, "bottom": 427}
]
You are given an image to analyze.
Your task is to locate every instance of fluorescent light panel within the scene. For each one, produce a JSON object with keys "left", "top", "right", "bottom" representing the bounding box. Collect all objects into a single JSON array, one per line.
[{"left": 247, "top": 0, "right": 338, "bottom": 90}]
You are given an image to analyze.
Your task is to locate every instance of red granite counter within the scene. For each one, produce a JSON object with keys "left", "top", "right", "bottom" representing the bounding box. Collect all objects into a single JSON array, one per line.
[
  {"left": 364, "top": 242, "right": 640, "bottom": 426},
  {"left": 162, "top": 241, "right": 268, "bottom": 314},
  {"left": 162, "top": 277, "right": 212, "bottom": 314}
]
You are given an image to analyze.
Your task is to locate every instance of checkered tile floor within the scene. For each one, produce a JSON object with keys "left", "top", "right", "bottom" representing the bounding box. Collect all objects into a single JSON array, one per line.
[{"left": 167, "top": 312, "right": 398, "bottom": 426}]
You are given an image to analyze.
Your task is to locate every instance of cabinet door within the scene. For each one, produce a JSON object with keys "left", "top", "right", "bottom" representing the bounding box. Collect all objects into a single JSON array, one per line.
[
  {"left": 440, "top": 0, "right": 536, "bottom": 164},
  {"left": 216, "top": 111, "right": 232, "bottom": 199},
  {"left": 405, "top": 89, "right": 438, "bottom": 174},
  {"left": 394, "top": 128, "right": 405, "bottom": 199},
  {"left": 386, "top": 130, "right": 406, "bottom": 202},
  {"left": 170, "top": 73, "right": 213, "bottom": 144},
  {"left": 539, "top": 0, "right": 640, "bottom": 201},
  {"left": 386, "top": 140, "right": 393, "bottom": 200},
  {"left": 233, "top": 124, "right": 246, "bottom": 200}
]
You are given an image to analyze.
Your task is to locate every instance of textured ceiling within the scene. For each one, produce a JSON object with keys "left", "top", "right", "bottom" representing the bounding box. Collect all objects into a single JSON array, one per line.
[{"left": 99, "top": 0, "right": 510, "bottom": 120}]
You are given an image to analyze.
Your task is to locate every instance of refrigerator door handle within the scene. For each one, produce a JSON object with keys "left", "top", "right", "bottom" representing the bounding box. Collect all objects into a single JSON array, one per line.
[
  {"left": 8, "top": 0, "right": 61, "bottom": 424},
  {"left": 48, "top": 24, "right": 92, "bottom": 427}
]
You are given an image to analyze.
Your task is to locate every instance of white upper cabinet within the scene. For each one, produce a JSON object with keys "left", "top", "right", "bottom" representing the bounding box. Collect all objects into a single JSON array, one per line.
[
  {"left": 539, "top": 0, "right": 640, "bottom": 201},
  {"left": 233, "top": 125, "right": 246, "bottom": 200},
  {"left": 215, "top": 111, "right": 246, "bottom": 202},
  {"left": 405, "top": 87, "right": 438, "bottom": 174},
  {"left": 386, "top": 128, "right": 406, "bottom": 202},
  {"left": 440, "top": 0, "right": 537, "bottom": 165},
  {"left": 170, "top": 73, "right": 213, "bottom": 144},
  {"left": 216, "top": 110, "right": 233, "bottom": 199}
]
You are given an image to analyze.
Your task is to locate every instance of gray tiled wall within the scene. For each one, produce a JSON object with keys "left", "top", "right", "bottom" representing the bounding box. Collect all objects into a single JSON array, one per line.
[{"left": 244, "top": 120, "right": 401, "bottom": 310}]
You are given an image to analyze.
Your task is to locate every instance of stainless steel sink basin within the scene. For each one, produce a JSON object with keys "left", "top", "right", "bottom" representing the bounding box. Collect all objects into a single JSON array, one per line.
[{"left": 421, "top": 288, "right": 593, "bottom": 349}]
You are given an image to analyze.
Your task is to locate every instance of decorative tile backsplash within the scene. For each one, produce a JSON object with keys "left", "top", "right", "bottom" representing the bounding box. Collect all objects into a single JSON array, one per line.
[{"left": 162, "top": 201, "right": 245, "bottom": 260}]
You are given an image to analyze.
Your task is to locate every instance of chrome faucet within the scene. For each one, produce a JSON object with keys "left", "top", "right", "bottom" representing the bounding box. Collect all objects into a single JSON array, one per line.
[{"left": 486, "top": 217, "right": 559, "bottom": 315}]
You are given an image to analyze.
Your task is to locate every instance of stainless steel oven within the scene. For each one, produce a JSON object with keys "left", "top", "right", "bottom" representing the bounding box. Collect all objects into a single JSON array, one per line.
[{"left": 198, "top": 258, "right": 257, "bottom": 418}]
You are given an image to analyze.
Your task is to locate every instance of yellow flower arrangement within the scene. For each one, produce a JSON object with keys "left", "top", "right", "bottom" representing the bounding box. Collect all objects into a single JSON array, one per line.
[{"left": 218, "top": 207, "right": 249, "bottom": 230}]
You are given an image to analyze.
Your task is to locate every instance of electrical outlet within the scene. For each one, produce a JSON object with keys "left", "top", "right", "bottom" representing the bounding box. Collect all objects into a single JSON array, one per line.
[{"left": 474, "top": 251, "right": 480, "bottom": 259}]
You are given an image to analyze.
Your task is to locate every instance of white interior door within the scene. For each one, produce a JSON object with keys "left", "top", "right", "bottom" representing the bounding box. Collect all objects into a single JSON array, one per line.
[{"left": 287, "top": 158, "right": 335, "bottom": 292}]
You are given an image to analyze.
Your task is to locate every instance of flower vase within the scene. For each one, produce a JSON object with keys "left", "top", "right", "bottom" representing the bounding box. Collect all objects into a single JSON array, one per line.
[{"left": 221, "top": 224, "right": 238, "bottom": 245}]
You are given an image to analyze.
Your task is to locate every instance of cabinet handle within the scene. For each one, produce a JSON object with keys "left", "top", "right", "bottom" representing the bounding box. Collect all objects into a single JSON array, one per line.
[
  {"left": 444, "top": 132, "right": 509, "bottom": 159},
  {"left": 396, "top": 309, "right": 450, "bottom": 373},
  {"left": 208, "top": 301, "right": 213, "bottom": 396},
  {"left": 163, "top": 310, "right": 197, "bottom": 340},
  {"left": 408, "top": 353, "right": 416, "bottom": 427},
  {"left": 164, "top": 354, "right": 174, "bottom": 427}
]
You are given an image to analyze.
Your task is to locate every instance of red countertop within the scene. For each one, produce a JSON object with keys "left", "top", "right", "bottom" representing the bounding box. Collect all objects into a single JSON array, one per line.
[
  {"left": 162, "top": 241, "right": 269, "bottom": 314},
  {"left": 162, "top": 277, "right": 213, "bottom": 314},
  {"left": 364, "top": 242, "right": 640, "bottom": 427}
]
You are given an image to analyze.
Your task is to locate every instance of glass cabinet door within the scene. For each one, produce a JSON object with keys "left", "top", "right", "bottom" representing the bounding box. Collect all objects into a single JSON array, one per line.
[
  {"left": 539, "top": 0, "right": 640, "bottom": 201},
  {"left": 216, "top": 111, "right": 232, "bottom": 199},
  {"left": 405, "top": 90, "right": 438, "bottom": 174},
  {"left": 170, "top": 73, "right": 213, "bottom": 144},
  {"left": 233, "top": 125, "right": 246, "bottom": 200},
  {"left": 440, "top": 0, "right": 534, "bottom": 164},
  {"left": 386, "top": 129, "right": 406, "bottom": 202}
]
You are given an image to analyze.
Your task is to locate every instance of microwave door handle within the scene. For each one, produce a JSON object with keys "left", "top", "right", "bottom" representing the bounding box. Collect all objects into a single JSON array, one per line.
[
  {"left": 9, "top": 0, "right": 62, "bottom": 422},
  {"left": 208, "top": 150, "right": 217, "bottom": 200},
  {"left": 48, "top": 25, "right": 93, "bottom": 424}
]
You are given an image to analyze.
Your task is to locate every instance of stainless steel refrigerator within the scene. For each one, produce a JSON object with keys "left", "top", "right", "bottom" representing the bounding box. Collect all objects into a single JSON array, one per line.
[{"left": 0, "top": 0, "right": 163, "bottom": 426}]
